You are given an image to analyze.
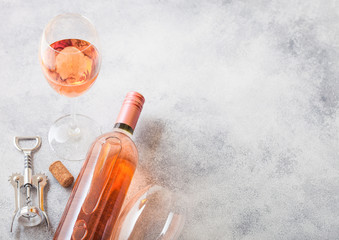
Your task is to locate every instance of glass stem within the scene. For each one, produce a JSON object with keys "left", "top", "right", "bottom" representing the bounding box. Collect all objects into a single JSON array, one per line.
[{"left": 70, "top": 98, "right": 80, "bottom": 135}]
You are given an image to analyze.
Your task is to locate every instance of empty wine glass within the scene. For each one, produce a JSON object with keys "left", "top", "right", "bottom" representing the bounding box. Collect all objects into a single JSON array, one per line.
[
  {"left": 111, "top": 185, "right": 186, "bottom": 240},
  {"left": 40, "top": 13, "right": 101, "bottom": 160}
]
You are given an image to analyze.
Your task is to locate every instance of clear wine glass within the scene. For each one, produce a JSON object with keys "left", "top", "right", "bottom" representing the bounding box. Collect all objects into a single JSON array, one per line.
[
  {"left": 111, "top": 185, "right": 186, "bottom": 240},
  {"left": 40, "top": 13, "right": 101, "bottom": 160}
]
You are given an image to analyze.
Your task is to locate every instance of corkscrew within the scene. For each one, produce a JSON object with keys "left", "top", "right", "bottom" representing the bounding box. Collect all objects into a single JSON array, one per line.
[{"left": 9, "top": 136, "right": 50, "bottom": 232}]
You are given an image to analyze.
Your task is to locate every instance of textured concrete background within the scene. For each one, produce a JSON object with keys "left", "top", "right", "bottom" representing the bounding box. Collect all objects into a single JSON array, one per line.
[{"left": 0, "top": 0, "right": 338, "bottom": 239}]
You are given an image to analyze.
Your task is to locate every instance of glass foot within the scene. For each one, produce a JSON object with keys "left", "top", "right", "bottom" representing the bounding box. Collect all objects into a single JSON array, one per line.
[{"left": 48, "top": 114, "right": 101, "bottom": 161}]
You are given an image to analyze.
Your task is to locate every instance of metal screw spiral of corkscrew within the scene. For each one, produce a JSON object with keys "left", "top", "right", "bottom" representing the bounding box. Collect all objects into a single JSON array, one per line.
[{"left": 9, "top": 136, "right": 50, "bottom": 232}]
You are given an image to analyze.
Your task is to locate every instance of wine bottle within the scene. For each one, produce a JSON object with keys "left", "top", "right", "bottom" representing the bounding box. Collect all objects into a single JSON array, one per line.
[{"left": 53, "top": 92, "right": 145, "bottom": 240}]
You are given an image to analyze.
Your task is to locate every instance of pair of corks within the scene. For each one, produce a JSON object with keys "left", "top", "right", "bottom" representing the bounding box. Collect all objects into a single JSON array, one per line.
[{"left": 49, "top": 161, "right": 74, "bottom": 188}]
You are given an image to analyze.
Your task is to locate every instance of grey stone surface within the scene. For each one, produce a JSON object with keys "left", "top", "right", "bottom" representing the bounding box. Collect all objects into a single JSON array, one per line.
[{"left": 0, "top": 0, "right": 338, "bottom": 239}]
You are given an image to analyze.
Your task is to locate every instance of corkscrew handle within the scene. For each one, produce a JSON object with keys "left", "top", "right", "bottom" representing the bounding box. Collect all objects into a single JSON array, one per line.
[
  {"left": 9, "top": 174, "right": 24, "bottom": 232},
  {"left": 14, "top": 136, "right": 42, "bottom": 154},
  {"left": 33, "top": 174, "right": 50, "bottom": 229},
  {"left": 14, "top": 136, "right": 42, "bottom": 208},
  {"left": 14, "top": 136, "right": 41, "bottom": 183}
]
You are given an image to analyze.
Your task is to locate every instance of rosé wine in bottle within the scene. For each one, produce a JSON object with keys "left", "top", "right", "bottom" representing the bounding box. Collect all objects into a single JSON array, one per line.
[
  {"left": 41, "top": 39, "right": 100, "bottom": 97},
  {"left": 53, "top": 92, "right": 145, "bottom": 240}
]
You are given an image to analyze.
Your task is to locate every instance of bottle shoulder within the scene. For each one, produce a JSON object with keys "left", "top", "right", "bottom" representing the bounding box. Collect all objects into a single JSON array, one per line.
[
  {"left": 98, "top": 130, "right": 135, "bottom": 144},
  {"left": 95, "top": 130, "right": 138, "bottom": 164}
]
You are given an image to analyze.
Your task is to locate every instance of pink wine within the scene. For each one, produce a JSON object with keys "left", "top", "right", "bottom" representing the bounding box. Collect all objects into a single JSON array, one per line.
[
  {"left": 41, "top": 39, "right": 100, "bottom": 97},
  {"left": 53, "top": 92, "right": 145, "bottom": 240}
]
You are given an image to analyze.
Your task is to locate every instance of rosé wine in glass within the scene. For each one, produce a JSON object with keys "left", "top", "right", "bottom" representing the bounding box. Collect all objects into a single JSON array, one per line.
[{"left": 41, "top": 39, "right": 100, "bottom": 97}]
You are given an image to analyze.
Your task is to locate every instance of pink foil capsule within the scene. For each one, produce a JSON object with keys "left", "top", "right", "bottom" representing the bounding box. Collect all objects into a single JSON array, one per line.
[{"left": 115, "top": 91, "right": 145, "bottom": 131}]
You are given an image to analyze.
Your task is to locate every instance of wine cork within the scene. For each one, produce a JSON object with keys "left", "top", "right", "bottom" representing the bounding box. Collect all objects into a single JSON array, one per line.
[{"left": 49, "top": 161, "right": 74, "bottom": 188}]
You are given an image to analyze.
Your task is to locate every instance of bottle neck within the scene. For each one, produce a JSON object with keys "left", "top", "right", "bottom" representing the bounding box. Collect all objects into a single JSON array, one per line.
[
  {"left": 114, "top": 92, "right": 144, "bottom": 138},
  {"left": 113, "top": 123, "right": 133, "bottom": 138}
]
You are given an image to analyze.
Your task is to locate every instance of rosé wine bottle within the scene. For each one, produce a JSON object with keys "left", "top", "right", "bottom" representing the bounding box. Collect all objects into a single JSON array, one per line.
[{"left": 53, "top": 92, "right": 145, "bottom": 240}]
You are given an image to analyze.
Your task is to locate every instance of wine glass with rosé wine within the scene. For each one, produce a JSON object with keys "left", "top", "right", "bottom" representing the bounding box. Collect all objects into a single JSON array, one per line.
[{"left": 40, "top": 13, "right": 101, "bottom": 161}]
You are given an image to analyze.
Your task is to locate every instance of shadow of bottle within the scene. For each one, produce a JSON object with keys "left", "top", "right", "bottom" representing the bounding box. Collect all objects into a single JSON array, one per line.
[{"left": 133, "top": 118, "right": 174, "bottom": 189}]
